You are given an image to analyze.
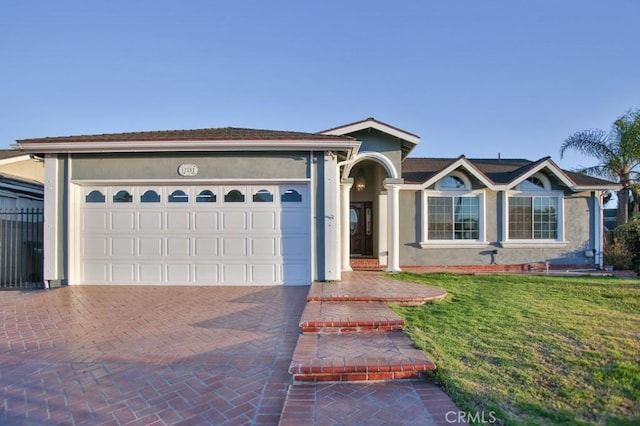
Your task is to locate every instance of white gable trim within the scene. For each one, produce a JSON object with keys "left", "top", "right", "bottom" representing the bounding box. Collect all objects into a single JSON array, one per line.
[
  {"left": 507, "top": 159, "right": 576, "bottom": 190},
  {"left": 421, "top": 157, "right": 495, "bottom": 190},
  {"left": 321, "top": 119, "right": 420, "bottom": 146}
]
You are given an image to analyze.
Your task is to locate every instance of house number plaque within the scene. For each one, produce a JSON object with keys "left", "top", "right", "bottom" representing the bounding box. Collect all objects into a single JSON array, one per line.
[{"left": 177, "top": 164, "right": 198, "bottom": 177}]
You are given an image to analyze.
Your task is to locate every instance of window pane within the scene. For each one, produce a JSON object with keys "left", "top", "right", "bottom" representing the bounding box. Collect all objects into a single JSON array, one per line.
[
  {"left": 113, "top": 190, "right": 132, "bottom": 203},
  {"left": 253, "top": 189, "right": 273, "bottom": 202},
  {"left": 86, "top": 190, "right": 105, "bottom": 203},
  {"left": 141, "top": 190, "right": 160, "bottom": 203},
  {"left": 509, "top": 197, "right": 532, "bottom": 239},
  {"left": 196, "top": 190, "right": 216, "bottom": 203},
  {"left": 281, "top": 189, "right": 302, "bottom": 202},
  {"left": 439, "top": 176, "right": 466, "bottom": 189},
  {"left": 224, "top": 189, "right": 245, "bottom": 202},
  {"left": 428, "top": 197, "right": 453, "bottom": 240},
  {"left": 454, "top": 197, "right": 479, "bottom": 240},
  {"left": 533, "top": 197, "right": 557, "bottom": 239},
  {"left": 168, "top": 190, "right": 188, "bottom": 203}
]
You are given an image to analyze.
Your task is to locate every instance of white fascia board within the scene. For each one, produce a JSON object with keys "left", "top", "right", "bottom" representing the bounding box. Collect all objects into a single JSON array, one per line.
[
  {"left": 322, "top": 121, "right": 420, "bottom": 146},
  {"left": 16, "top": 139, "right": 362, "bottom": 155},
  {"left": 0, "top": 154, "right": 30, "bottom": 165},
  {"left": 421, "top": 158, "right": 496, "bottom": 190}
]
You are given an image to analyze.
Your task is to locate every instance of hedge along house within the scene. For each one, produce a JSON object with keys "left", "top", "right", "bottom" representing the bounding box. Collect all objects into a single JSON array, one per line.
[{"left": 16, "top": 118, "right": 619, "bottom": 287}]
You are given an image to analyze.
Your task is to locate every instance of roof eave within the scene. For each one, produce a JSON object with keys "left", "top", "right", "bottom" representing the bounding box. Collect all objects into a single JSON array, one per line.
[{"left": 15, "top": 139, "right": 362, "bottom": 156}]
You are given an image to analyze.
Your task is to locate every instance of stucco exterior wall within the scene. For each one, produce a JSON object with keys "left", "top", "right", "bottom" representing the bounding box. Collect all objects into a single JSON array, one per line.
[
  {"left": 398, "top": 189, "right": 596, "bottom": 267},
  {"left": 348, "top": 130, "right": 403, "bottom": 174},
  {"left": 0, "top": 157, "right": 45, "bottom": 183},
  {"left": 71, "top": 152, "right": 309, "bottom": 180}
]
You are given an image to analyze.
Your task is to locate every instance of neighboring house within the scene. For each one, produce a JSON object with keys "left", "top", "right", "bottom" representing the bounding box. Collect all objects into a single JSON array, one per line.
[
  {"left": 0, "top": 149, "right": 45, "bottom": 183},
  {"left": 14, "top": 118, "right": 619, "bottom": 287},
  {"left": 0, "top": 150, "right": 44, "bottom": 210}
]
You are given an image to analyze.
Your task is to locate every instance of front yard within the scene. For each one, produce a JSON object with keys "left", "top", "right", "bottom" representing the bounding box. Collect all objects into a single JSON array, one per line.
[{"left": 391, "top": 273, "right": 640, "bottom": 425}]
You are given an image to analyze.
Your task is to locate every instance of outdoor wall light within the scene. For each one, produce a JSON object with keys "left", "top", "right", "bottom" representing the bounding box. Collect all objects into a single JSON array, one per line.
[
  {"left": 584, "top": 249, "right": 595, "bottom": 258},
  {"left": 355, "top": 168, "right": 366, "bottom": 192}
]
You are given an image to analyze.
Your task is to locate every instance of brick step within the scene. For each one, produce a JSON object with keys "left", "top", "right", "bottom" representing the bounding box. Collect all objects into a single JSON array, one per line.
[
  {"left": 299, "top": 301, "right": 404, "bottom": 333},
  {"left": 350, "top": 258, "right": 385, "bottom": 271},
  {"left": 307, "top": 280, "right": 447, "bottom": 306},
  {"left": 289, "top": 332, "right": 435, "bottom": 382}
]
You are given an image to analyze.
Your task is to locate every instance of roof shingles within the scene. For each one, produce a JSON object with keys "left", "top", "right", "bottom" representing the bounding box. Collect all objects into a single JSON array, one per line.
[{"left": 18, "top": 127, "right": 353, "bottom": 144}]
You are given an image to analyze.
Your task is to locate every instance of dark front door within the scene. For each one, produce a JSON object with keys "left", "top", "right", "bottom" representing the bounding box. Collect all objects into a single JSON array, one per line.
[{"left": 350, "top": 202, "right": 373, "bottom": 256}]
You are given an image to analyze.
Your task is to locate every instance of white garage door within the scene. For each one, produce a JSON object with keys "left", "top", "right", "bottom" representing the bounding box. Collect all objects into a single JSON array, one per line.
[{"left": 77, "top": 184, "right": 310, "bottom": 285}]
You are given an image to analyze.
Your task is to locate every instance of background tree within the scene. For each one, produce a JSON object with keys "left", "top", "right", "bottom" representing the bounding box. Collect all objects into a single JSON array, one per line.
[{"left": 560, "top": 109, "right": 640, "bottom": 226}]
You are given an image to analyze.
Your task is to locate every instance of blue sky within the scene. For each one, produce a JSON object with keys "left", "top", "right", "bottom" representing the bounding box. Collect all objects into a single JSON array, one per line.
[{"left": 1, "top": 0, "right": 638, "bottom": 171}]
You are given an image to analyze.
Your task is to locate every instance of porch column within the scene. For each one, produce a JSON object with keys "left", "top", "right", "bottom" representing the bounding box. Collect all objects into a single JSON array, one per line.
[
  {"left": 340, "top": 179, "right": 353, "bottom": 271},
  {"left": 384, "top": 178, "right": 404, "bottom": 273}
]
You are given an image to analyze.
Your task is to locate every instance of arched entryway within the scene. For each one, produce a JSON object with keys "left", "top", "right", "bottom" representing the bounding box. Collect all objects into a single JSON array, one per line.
[{"left": 340, "top": 152, "right": 402, "bottom": 272}]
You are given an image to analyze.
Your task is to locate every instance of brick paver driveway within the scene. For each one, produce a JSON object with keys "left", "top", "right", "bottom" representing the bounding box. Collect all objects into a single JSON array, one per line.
[{"left": 0, "top": 285, "right": 308, "bottom": 425}]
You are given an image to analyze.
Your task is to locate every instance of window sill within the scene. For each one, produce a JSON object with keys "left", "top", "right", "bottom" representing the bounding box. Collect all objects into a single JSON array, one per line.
[
  {"left": 419, "top": 241, "right": 489, "bottom": 249},
  {"left": 500, "top": 240, "right": 568, "bottom": 248}
]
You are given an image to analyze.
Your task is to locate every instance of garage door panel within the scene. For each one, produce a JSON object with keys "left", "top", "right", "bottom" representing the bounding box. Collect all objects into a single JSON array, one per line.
[
  {"left": 166, "top": 211, "right": 190, "bottom": 231},
  {"left": 282, "top": 262, "right": 310, "bottom": 285},
  {"left": 251, "top": 264, "right": 278, "bottom": 284},
  {"left": 112, "top": 263, "right": 135, "bottom": 282},
  {"left": 194, "top": 238, "right": 218, "bottom": 256},
  {"left": 139, "top": 211, "right": 163, "bottom": 230},
  {"left": 222, "top": 238, "right": 247, "bottom": 257},
  {"left": 112, "top": 238, "right": 135, "bottom": 256},
  {"left": 282, "top": 236, "right": 309, "bottom": 259},
  {"left": 194, "top": 264, "right": 218, "bottom": 282},
  {"left": 194, "top": 211, "right": 218, "bottom": 230},
  {"left": 83, "top": 211, "right": 108, "bottom": 232},
  {"left": 139, "top": 237, "right": 163, "bottom": 257},
  {"left": 222, "top": 211, "right": 247, "bottom": 230},
  {"left": 251, "top": 211, "right": 277, "bottom": 231},
  {"left": 83, "top": 263, "right": 108, "bottom": 282},
  {"left": 111, "top": 212, "right": 135, "bottom": 231},
  {"left": 166, "top": 238, "right": 191, "bottom": 257},
  {"left": 221, "top": 264, "right": 247, "bottom": 283},
  {"left": 167, "top": 263, "right": 190, "bottom": 282},
  {"left": 140, "top": 263, "right": 163, "bottom": 282},
  {"left": 83, "top": 237, "right": 108, "bottom": 257},
  {"left": 251, "top": 237, "right": 277, "bottom": 257},
  {"left": 282, "top": 210, "right": 308, "bottom": 233}
]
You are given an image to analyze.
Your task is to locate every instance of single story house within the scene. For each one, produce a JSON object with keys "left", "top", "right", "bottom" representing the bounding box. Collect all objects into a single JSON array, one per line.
[{"left": 15, "top": 118, "right": 619, "bottom": 287}]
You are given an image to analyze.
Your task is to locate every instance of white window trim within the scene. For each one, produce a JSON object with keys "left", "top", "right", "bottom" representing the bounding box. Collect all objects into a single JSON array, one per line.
[
  {"left": 501, "top": 189, "right": 567, "bottom": 247},
  {"left": 420, "top": 189, "right": 487, "bottom": 248}
]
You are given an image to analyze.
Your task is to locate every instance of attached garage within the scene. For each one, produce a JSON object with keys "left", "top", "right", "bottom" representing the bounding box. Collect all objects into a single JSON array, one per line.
[
  {"left": 76, "top": 184, "right": 310, "bottom": 285},
  {"left": 16, "top": 125, "right": 361, "bottom": 287}
]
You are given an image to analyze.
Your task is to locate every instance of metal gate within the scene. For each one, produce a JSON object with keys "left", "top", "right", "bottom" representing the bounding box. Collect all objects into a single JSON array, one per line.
[{"left": 0, "top": 208, "right": 44, "bottom": 289}]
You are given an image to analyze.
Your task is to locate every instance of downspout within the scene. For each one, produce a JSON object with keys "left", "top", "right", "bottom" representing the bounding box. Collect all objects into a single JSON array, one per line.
[{"left": 595, "top": 191, "right": 604, "bottom": 269}]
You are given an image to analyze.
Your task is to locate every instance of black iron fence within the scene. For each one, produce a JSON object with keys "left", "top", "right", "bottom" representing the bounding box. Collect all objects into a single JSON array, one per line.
[{"left": 0, "top": 208, "right": 44, "bottom": 289}]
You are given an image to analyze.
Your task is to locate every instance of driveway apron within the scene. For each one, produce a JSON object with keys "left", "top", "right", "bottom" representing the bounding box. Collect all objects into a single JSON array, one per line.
[{"left": 0, "top": 285, "right": 308, "bottom": 425}]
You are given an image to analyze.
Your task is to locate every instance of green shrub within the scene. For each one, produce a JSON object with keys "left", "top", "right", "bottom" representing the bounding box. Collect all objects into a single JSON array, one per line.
[{"left": 612, "top": 216, "right": 640, "bottom": 272}]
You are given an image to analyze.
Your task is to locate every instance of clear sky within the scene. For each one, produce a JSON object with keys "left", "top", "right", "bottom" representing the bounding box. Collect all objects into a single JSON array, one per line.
[{"left": 1, "top": 0, "right": 638, "bottom": 172}]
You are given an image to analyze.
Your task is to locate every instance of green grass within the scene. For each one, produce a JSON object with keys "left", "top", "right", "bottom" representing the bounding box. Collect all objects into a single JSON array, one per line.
[{"left": 390, "top": 273, "right": 640, "bottom": 425}]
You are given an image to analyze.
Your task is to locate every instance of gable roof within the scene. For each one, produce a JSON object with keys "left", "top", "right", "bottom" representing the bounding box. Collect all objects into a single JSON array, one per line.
[
  {"left": 402, "top": 157, "right": 620, "bottom": 191},
  {"left": 320, "top": 117, "right": 420, "bottom": 158},
  {"left": 15, "top": 127, "right": 360, "bottom": 155}
]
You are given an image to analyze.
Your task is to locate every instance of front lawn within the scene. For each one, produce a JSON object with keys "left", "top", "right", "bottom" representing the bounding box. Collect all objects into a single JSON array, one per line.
[{"left": 391, "top": 273, "right": 640, "bottom": 425}]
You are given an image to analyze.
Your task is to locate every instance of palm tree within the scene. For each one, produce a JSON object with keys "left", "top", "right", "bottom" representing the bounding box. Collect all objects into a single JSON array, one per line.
[{"left": 560, "top": 109, "right": 640, "bottom": 226}]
